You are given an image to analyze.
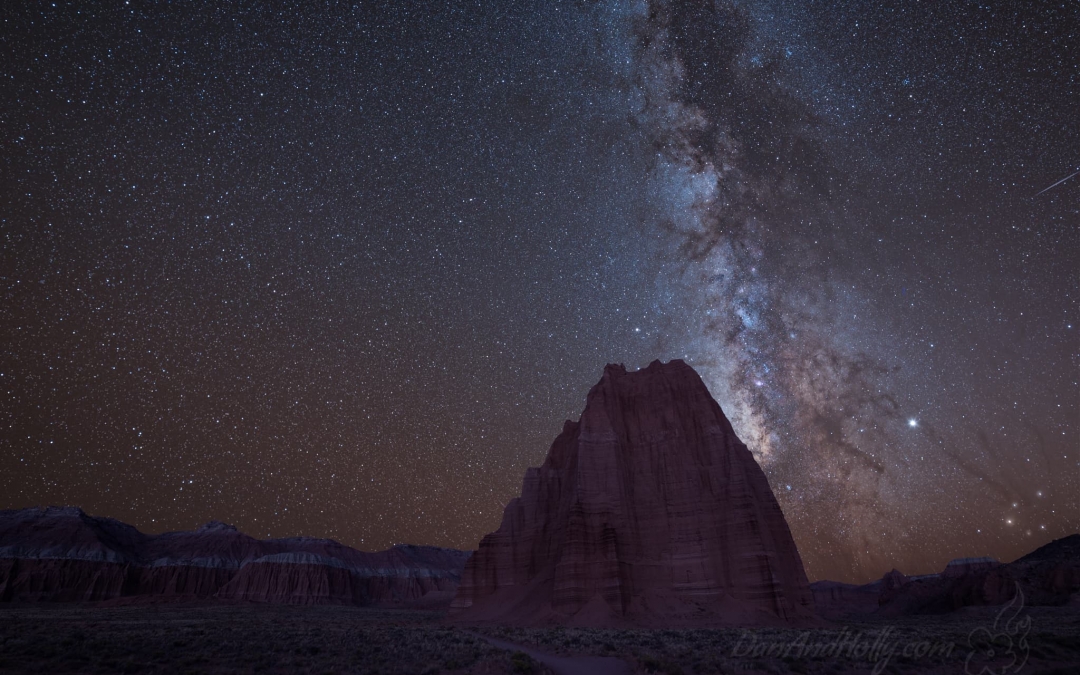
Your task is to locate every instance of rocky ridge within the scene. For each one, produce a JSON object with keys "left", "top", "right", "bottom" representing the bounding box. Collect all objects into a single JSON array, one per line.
[
  {"left": 810, "top": 534, "right": 1080, "bottom": 618},
  {"left": 0, "top": 506, "right": 469, "bottom": 605}
]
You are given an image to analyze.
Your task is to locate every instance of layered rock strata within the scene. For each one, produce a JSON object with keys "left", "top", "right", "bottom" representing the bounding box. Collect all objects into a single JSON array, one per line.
[
  {"left": 810, "top": 534, "right": 1080, "bottom": 618},
  {"left": 0, "top": 506, "right": 469, "bottom": 606}
]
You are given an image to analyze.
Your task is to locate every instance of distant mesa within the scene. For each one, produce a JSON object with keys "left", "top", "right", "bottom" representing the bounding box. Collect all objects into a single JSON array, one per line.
[
  {"left": 450, "top": 359, "right": 817, "bottom": 627},
  {"left": 196, "top": 520, "right": 238, "bottom": 533},
  {"left": 810, "top": 534, "right": 1080, "bottom": 619},
  {"left": 0, "top": 506, "right": 470, "bottom": 606}
]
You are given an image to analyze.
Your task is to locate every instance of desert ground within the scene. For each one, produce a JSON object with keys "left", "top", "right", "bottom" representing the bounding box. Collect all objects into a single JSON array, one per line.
[{"left": 0, "top": 604, "right": 1077, "bottom": 675}]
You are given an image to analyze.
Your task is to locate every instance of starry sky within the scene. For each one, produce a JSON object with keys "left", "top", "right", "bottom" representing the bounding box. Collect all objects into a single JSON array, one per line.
[{"left": 1, "top": 0, "right": 1076, "bottom": 583}]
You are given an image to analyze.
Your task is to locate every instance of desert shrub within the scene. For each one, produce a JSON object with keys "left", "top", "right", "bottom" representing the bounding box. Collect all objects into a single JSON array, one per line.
[
  {"left": 120, "top": 657, "right": 142, "bottom": 673},
  {"left": 510, "top": 650, "right": 536, "bottom": 674},
  {"left": 662, "top": 660, "right": 684, "bottom": 675}
]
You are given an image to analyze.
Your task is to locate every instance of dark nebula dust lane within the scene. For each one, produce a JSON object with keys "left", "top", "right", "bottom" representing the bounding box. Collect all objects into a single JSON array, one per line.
[
  {"left": 1, "top": 1, "right": 1077, "bottom": 583},
  {"left": 621, "top": 0, "right": 1078, "bottom": 580}
]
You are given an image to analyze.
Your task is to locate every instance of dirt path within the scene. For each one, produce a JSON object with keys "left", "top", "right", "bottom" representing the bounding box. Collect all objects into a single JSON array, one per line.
[{"left": 471, "top": 632, "right": 633, "bottom": 675}]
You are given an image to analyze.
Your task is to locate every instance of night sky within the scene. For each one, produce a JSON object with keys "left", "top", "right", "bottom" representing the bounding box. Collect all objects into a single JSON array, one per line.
[{"left": 2, "top": 1, "right": 1077, "bottom": 583}]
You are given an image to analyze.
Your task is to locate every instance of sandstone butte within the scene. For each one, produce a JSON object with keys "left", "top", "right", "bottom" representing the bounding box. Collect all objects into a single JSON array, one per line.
[{"left": 451, "top": 359, "right": 817, "bottom": 627}]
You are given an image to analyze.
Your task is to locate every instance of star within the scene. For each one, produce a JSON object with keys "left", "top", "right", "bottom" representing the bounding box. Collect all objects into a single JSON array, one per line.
[{"left": 0, "top": 0, "right": 1074, "bottom": 587}]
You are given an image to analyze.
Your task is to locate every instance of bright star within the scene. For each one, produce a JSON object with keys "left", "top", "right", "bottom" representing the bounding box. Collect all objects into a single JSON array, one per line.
[{"left": 908, "top": 419, "right": 918, "bottom": 428}]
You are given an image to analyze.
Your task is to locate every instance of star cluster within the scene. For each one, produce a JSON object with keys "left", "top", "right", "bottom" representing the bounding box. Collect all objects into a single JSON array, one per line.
[{"left": 1, "top": 0, "right": 1076, "bottom": 582}]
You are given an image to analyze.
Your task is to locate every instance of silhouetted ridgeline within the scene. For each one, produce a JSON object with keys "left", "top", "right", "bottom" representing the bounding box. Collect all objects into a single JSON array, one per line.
[{"left": 0, "top": 506, "right": 470, "bottom": 606}]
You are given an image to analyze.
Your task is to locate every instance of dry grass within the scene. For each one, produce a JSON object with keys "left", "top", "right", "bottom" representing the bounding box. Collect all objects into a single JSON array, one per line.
[
  {"left": 478, "top": 606, "right": 1080, "bottom": 674},
  {"left": 0, "top": 604, "right": 509, "bottom": 674},
  {"left": 0, "top": 603, "right": 1077, "bottom": 674}
]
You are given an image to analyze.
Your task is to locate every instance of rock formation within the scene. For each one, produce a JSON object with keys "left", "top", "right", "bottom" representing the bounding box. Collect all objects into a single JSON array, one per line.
[
  {"left": 806, "top": 579, "right": 882, "bottom": 618},
  {"left": 0, "top": 506, "right": 469, "bottom": 606},
  {"left": 810, "top": 534, "right": 1080, "bottom": 618},
  {"left": 451, "top": 359, "right": 816, "bottom": 627}
]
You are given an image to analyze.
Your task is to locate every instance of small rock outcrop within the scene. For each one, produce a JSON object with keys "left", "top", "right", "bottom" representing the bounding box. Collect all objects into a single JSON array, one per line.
[
  {"left": 0, "top": 507, "right": 470, "bottom": 606},
  {"left": 451, "top": 360, "right": 816, "bottom": 627}
]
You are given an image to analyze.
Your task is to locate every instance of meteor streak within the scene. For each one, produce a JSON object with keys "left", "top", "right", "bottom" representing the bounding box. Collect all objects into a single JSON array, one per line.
[{"left": 1034, "top": 168, "right": 1079, "bottom": 197}]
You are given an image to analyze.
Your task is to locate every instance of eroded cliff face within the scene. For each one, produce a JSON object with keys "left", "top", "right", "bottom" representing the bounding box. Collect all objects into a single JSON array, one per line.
[
  {"left": 451, "top": 360, "right": 816, "bottom": 627},
  {"left": 810, "top": 536, "right": 1080, "bottom": 619},
  {"left": 0, "top": 507, "right": 469, "bottom": 606}
]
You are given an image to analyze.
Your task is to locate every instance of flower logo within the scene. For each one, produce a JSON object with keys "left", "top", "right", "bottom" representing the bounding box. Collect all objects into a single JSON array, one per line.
[{"left": 965, "top": 583, "right": 1031, "bottom": 675}]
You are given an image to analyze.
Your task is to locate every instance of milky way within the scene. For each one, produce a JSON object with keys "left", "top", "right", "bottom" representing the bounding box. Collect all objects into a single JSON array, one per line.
[
  {"left": 614, "top": 0, "right": 1078, "bottom": 579},
  {"left": 1, "top": 0, "right": 1076, "bottom": 582}
]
